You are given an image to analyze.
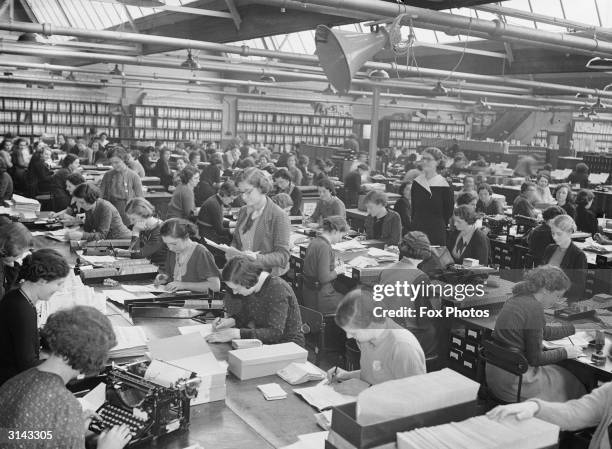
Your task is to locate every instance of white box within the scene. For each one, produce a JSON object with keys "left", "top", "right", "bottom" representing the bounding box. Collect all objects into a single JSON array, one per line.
[
  {"left": 228, "top": 342, "right": 308, "bottom": 380},
  {"left": 462, "top": 258, "right": 479, "bottom": 267}
]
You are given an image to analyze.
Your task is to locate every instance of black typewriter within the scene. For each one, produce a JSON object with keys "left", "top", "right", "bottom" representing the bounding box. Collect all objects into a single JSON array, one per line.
[{"left": 89, "top": 361, "right": 200, "bottom": 446}]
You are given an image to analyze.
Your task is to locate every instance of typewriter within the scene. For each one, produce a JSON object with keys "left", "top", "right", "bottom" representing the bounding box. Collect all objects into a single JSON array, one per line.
[
  {"left": 89, "top": 361, "right": 201, "bottom": 446},
  {"left": 482, "top": 215, "right": 513, "bottom": 238}
]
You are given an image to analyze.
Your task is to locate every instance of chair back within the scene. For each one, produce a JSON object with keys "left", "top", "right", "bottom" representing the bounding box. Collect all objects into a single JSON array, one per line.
[{"left": 480, "top": 338, "right": 528, "bottom": 376}]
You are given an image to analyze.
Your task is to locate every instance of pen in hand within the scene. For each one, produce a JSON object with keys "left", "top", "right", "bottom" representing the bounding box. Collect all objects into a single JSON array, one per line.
[{"left": 331, "top": 366, "right": 338, "bottom": 383}]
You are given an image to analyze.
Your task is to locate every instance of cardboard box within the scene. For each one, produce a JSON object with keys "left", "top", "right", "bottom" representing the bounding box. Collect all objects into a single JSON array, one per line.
[{"left": 228, "top": 342, "right": 308, "bottom": 380}]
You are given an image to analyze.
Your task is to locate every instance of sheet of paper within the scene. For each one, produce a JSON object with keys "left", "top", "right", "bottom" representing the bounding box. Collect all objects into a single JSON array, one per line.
[
  {"left": 346, "top": 256, "right": 378, "bottom": 268},
  {"left": 148, "top": 332, "right": 212, "bottom": 360},
  {"left": 111, "top": 326, "right": 148, "bottom": 353},
  {"left": 145, "top": 359, "right": 193, "bottom": 388},
  {"left": 78, "top": 382, "right": 106, "bottom": 412},
  {"left": 203, "top": 238, "right": 231, "bottom": 252},
  {"left": 121, "top": 284, "right": 167, "bottom": 293},
  {"left": 293, "top": 385, "right": 356, "bottom": 411},
  {"left": 178, "top": 324, "right": 214, "bottom": 339},
  {"left": 332, "top": 240, "right": 366, "bottom": 252},
  {"left": 543, "top": 331, "right": 592, "bottom": 349}
]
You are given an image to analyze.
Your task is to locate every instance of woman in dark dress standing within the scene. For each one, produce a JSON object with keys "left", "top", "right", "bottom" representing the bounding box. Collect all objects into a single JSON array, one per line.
[{"left": 411, "top": 147, "right": 454, "bottom": 246}]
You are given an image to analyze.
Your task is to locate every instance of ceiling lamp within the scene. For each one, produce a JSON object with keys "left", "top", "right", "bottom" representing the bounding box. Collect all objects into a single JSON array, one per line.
[
  {"left": 368, "top": 69, "right": 389, "bottom": 80},
  {"left": 110, "top": 64, "right": 125, "bottom": 76},
  {"left": 322, "top": 84, "right": 335, "bottom": 95},
  {"left": 181, "top": 50, "right": 201, "bottom": 70},
  {"left": 260, "top": 71, "right": 276, "bottom": 83},
  {"left": 431, "top": 81, "right": 448, "bottom": 96},
  {"left": 3, "top": 72, "right": 13, "bottom": 77}
]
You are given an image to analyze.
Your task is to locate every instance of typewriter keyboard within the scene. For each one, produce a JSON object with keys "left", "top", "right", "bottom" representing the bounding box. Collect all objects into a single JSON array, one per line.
[{"left": 89, "top": 403, "right": 147, "bottom": 435}]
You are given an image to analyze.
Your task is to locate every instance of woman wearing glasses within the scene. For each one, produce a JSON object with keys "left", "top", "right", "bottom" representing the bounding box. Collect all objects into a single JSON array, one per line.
[{"left": 224, "top": 168, "right": 291, "bottom": 276}]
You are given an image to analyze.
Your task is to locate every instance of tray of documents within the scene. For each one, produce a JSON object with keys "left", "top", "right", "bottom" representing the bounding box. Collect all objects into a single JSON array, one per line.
[
  {"left": 228, "top": 342, "right": 308, "bottom": 380},
  {"left": 79, "top": 258, "right": 159, "bottom": 284}
]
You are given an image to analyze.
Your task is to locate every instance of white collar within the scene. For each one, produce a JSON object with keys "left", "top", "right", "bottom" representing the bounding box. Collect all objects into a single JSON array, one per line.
[{"left": 414, "top": 173, "right": 449, "bottom": 194}]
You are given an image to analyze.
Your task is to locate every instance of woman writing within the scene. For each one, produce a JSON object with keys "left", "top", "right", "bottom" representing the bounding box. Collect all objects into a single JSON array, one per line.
[
  {"left": 567, "top": 162, "right": 590, "bottom": 188},
  {"left": 475, "top": 183, "right": 504, "bottom": 216},
  {"left": 447, "top": 205, "right": 490, "bottom": 265},
  {"left": 226, "top": 168, "right": 291, "bottom": 276},
  {"left": 302, "top": 216, "right": 349, "bottom": 314},
  {"left": 541, "top": 215, "right": 587, "bottom": 301},
  {"left": 308, "top": 178, "right": 346, "bottom": 224},
  {"left": 273, "top": 168, "right": 303, "bottom": 216},
  {"left": 154, "top": 218, "right": 220, "bottom": 293},
  {"left": 411, "top": 147, "right": 454, "bottom": 246},
  {"left": 197, "top": 181, "right": 238, "bottom": 244},
  {"left": 0, "top": 305, "right": 132, "bottom": 449},
  {"left": 206, "top": 256, "right": 304, "bottom": 346},
  {"left": 363, "top": 190, "right": 402, "bottom": 246},
  {"left": 485, "top": 265, "right": 585, "bottom": 403},
  {"left": 49, "top": 172, "right": 86, "bottom": 221},
  {"left": 51, "top": 154, "right": 81, "bottom": 211},
  {"left": 27, "top": 146, "right": 55, "bottom": 196},
  {"left": 0, "top": 222, "right": 32, "bottom": 298},
  {"left": 65, "top": 183, "right": 131, "bottom": 241},
  {"left": 0, "top": 249, "right": 70, "bottom": 386},
  {"left": 555, "top": 183, "right": 576, "bottom": 218},
  {"left": 327, "top": 288, "right": 426, "bottom": 391},
  {"left": 575, "top": 189, "right": 599, "bottom": 236},
  {"left": 166, "top": 166, "right": 200, "bottom": 220},
  {"left": 115, "top": 198, "right": 167, "bottom": 269}
]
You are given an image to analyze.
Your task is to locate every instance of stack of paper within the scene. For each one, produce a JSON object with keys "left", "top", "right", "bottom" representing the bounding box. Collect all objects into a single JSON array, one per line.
[
  {"left": 232, "top": 339, "right": 263, "bottom": 349},
  {"left": 332, "top": 240, "right": 365, "bottom": 252},
  {"left": 178, "top": 324, "right": 214, "bottom": 339},
  {"left": 109, "top": 326, "right": 149, "bottom": 358},
  {"left": 397, "top": 416, "right": 559, "bottom": 449},
  {"left": 589, "top": 173, "right": 609, "bottom": 185},
  {"left": 277, "top": 361, "right": 326, "bottom": 385},
  {"left": 346, "top": 256, "right": 378, "bottom": 269},
  {"left": 257, "top": 383, "right": 288, "bottom": 401},
  {"left": 12, "top": 194, "right": 40, "bottom": 213},
  {"left": 148, "top": 333, "right": 227, "bottom": 405},
  {"left": 366, "top": 247, "right": 398, "bottom": 262}
]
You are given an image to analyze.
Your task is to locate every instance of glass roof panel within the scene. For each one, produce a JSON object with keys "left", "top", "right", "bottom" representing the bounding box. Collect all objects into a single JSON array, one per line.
[{"left": 559, "top": 0, "right": 598, "bottom": 25}]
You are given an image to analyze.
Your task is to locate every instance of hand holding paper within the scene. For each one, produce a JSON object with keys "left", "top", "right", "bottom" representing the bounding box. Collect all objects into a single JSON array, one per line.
[{"left": 206, "top": 328, "right": 240, "bottom": 343}]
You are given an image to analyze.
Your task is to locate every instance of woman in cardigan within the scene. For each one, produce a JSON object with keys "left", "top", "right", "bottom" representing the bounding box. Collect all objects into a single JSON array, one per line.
[
  {"left": 302, "top": 216, "right": 349, "bottom": 314},
  {"left": 99, "top": 147, "right": 143, "bottom": 225},
  {"left": 411, "top": 147, "right": 454, "bottom": 246},
  {"left": 49, "top": 172, "right": 86, "bottom": 221},
  {"left": 166, "top": 166, "right": 199, "bottom": 220},
  {"left": 65, "top": 183, "right": 131, "bottom": 241},
  {"left": 154, "top": 218, "right": 220, "bottom": 293},
  {"left": 541, "top": 214, "right": 587, "bottom": 302},
  {"left": 363, "top": 190, "right": 402, "bottom": 246},
  {"left": 393, "top": 181, "right": 412, "bottom": 236},
  {"left": 528, "top": 206, "right": 566, "bottom": 267},
  {"left": 225, "top": 168, "right": 291, "bottom": 276},
  {"left": 575, "top": 189, "right": 599, "bottom": 236},
  {"left": 272, "top": 168, "right": 303, "bottom": 216},
  {"left": 207, "top": 256, "right": 304, "bottom": 346},
  {"left": 0, "top": 249, "right": 70, "bottom": 386},
  {"left": 308, "top": 178, "right": 346, "bottom": 224},
  {"left": 475, "top": 183, "right": 504, "bottom": 216},
  {"left": 115, "top": 198, "right": 167, "bottom": 269},
  {"left": 488, "top": 382, "right": 612, "bottom": 449},
  {"left": 447, "top": 205, "right": 490, "bottom": 265},
  {"left": 51, "top": 154, "right": 80, "bottom": 211},
  {"left": 555, "top": 183, "right": 576, "bottom": 218},
  {"left": 0, "top": 222, "right": 32, "bottom": 299},
  {"left": 485, "top": 266, "right": 585, "bottom": 403}
]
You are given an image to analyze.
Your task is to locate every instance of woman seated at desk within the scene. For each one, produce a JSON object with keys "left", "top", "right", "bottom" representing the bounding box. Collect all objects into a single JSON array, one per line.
[
  {"left": 567, "top": 162, "right": 590, "bottom": 189},
  {"left": 272, "top": 168, "right": 303, "bottom": 216},
  {"left": 166, "top": 166, "right": 199, "bottom": 221},
  {"left": 50, "top": 154, "right": 80, "bottom": 211},
  {"left": 476, "top": 183, "right": 504, "bottom": 216},
  {"left": 575, "top": 189, "right": 599, "bottom": 236},
  {"left": 271, "top": 193, "right": 293, "bottom": 215},
  {"left": 197, "top": 181, "right": 238, "bottom": 245},
  {"left": 555, "top": 183, "right": 576, "bottom": 218},
  {"left": 308, "top": 178, "right": 346, "bottom": 224},
  {"left": 225, "top": 168, "right": 291, "bottom": 276},
  {"left": 378, "top": 233, "right": 438, "bottom": 357},
  {"left": 206, "top": 256, "right": 304, "bottom": 346},
  {"left": 512, "top": 182, "right": 539, "bottom": 219},
  {"left": 489, "top": 375, "right": 612, "bottom": 449},
  {"left": 49, "top": 172, "right": 86, "bottom": 221},
  {"left": 363, "top": 190, "right": 402, "bottom": 246},
  {"left": 114, "top": 198, "right": 167, "bottom": 268},
  {"left": 327, "top": 288, "right": 426, "bottom": 392},
  {"left": 0, "top": 305, "right": 132, "bottom": 449},
  {"left": 485, "top": 265, "right": 585, "bottom": 403},
  {"left": 447, "top": 205, "right": 490, "bottom": 266},
  {"left": 0, "top": 249, "right": 70, "bottom": 387},
  {"left": 65, "top": 183, "right": 131, "bottom": 242},
  {"left": 541, "top": 215, "right": 587, "bottom": 302},
  {"left": 535, "top": 174, "right": 555, "bottom": 204},
  {"left": 455, "top": 191, "right": 477, "bottom": 208},
  {"left": 154, "top": 218, "right": 220, "bottom": 293},
  {"left": 528, "top": 206, "right": 566, "bottom": 267},
  {"left": 393, "top": 181, "right": 412, "bottom": 236},
  {"left": 302, "top": 216, "right": 349, "bottom": 314},
  {"left": 0, "top": 222, "right": 32, "bottom": 298}
]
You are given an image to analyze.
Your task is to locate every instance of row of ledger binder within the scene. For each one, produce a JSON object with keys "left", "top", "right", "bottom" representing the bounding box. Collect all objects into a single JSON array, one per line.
[{"left": 397, "top": 415, "right": 559, "bottom": 449}]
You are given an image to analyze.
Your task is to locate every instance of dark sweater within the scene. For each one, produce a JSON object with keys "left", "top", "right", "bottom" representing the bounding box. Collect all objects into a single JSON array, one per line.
[
  {"left": 575, "top": 206, "right": 598, "bottom": 236},
  {"left": 225, "top": 276, "right": 305, "bottom": 346},
  {"left": 411, "top": 175, "right": 454, "bottom": 246},
  {"left": 0, "top": 172, "right": 13, "bottom": 201},
  {"left": 303, "top": 236, "right": 337, "bottom": 285},
  {"left": 198, "top": 194, "right": 232, "bottom": 244},
  {"left": 542, "top": 243, "right": 587, "bottom": 301},
  {"left": 528, "top": 223, "right": 554, "bottom": 266},
  {"left": 493, "top": 294, "right": 574, "bottom": 366},
  {"left": 131, "top": 223, "right": 167, "bottom": 269},
  {"left": 512, "top": 195, "right": 537, "bottom": 218},
  {"left": 559, "top": 202, "right": 576, "bottom": 219},
  {"left": 476, "top": 198, "right": 504, "bottom": 215},
  {"left": 393, "top": 197, "right": 411, "bottom": 236},
  {"left": 364, "top": 209, "right": 402, "bottom": 246},
  {"left": 447, "top": 228, "right": 490, "bottom": 265},
  {"left": 0, "top": 289, "right": 39, "bottom": 386},
  {"left": 82, "top": 199, "right": 131, "bottom": 241}
]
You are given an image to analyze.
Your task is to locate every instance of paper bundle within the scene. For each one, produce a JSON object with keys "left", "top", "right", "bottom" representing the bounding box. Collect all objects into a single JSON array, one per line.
[
  {"left": 277, "top": 361, "right": 326, "bottom": 385},
  {"left": 109, "top": 326, "right": 149, "bottom": 358}
]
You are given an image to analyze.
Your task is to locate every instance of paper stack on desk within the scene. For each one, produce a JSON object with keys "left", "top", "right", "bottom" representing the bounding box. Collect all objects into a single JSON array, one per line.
[
  {"left": 257, "top": 383, "right": 287, "bottom": 401},
  {"left": 11, "top": 194, "right": 41, "bottom": 213},
  {"left": 109, "top": 325, "right": 149, "bottom": 358},
  {"left": 148, "top": 333, "right": 227, "bottom": 405},
  {"left": 277, "top": 361, "right": 326, "bottom": 385},
  {"left": 397, "top": 416, "right": 559, "bottom": 449}
]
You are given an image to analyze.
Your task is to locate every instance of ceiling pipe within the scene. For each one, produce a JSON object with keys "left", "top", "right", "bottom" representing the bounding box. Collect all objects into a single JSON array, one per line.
[
  {"left": 1, "top": 21, "right": 611, "bottom": 99},
  {"left": 287, "top": 0, "right": 612, "bottom": 56}
]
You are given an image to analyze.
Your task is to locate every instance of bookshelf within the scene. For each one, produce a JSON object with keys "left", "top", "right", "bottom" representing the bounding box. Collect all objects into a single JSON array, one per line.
[
  {"left": 571, "top": 120, "right": 612, "bottom": 153},
  {"left": 236, "top": 111, "right": 353, "bottom": 148},
  {"left": 532, "top": 130, "right": 548, "bottom": 148},
  {"left": 378, "top": 119, "right": 467, "bottom": 150},
  {"left": 0, "top": 98, "right": 119, "bottom": 139},
  {"left": 131, "top": 105, "right": 223, "bottom": 150}
]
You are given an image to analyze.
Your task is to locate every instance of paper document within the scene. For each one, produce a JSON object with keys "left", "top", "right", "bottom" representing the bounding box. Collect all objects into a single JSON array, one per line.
[
  {"left": 258, "top": 383, "right": 287, "bottom": 400},
  {"left": 332, "top": 240, "right": 366, "bottom": 252},
  {"left": 293, "top": 385, "right": 356, "bottom": 411},
  {"left": 277, "top": 361, "right": 326, "bottom": 385},
  {"left": 178, "top": 324, "right": 214, "bottom": 339},
  {"left": 78, "top": 382, "right": 106, "bottom": 412},
  {"left": 122, "top": 284, "right": 167, "bottom": 293},
  {"left": 347, "top": 256, "right": 378, "bottom": 268},
  {"left": 109, "top": 326, "right": 148, "bottom": 358},
  {"left": 144, "top": 359, "right": 193, "bottom": 388},
  {"left": 543, "top": 331, "right": 592, "bottom": 349},
  {"left": 203, "top": 238, "right": 231, "bottom": 252}
]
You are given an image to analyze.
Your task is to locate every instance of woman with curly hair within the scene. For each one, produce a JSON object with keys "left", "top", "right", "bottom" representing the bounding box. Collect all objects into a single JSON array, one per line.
[
  {"left": 166, "top": 166, "right": 200, "bottom": 220},
  {"left": 0, "top": 306, "right": 132, "bottom": 449},
  {"left": 0, "top": 221, "right": 32, "bottom": 298},
  {"left": 0, "top": 249, "right": 70, "bottom": 386}
]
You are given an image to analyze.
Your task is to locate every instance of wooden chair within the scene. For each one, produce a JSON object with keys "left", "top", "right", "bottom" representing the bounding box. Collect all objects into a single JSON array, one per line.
[
  {"left": 299, "top": 305, "right": 345, "bottom": 366},
  {"left": 479, "top": 338, "right": 529, "bottom": 405}
]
